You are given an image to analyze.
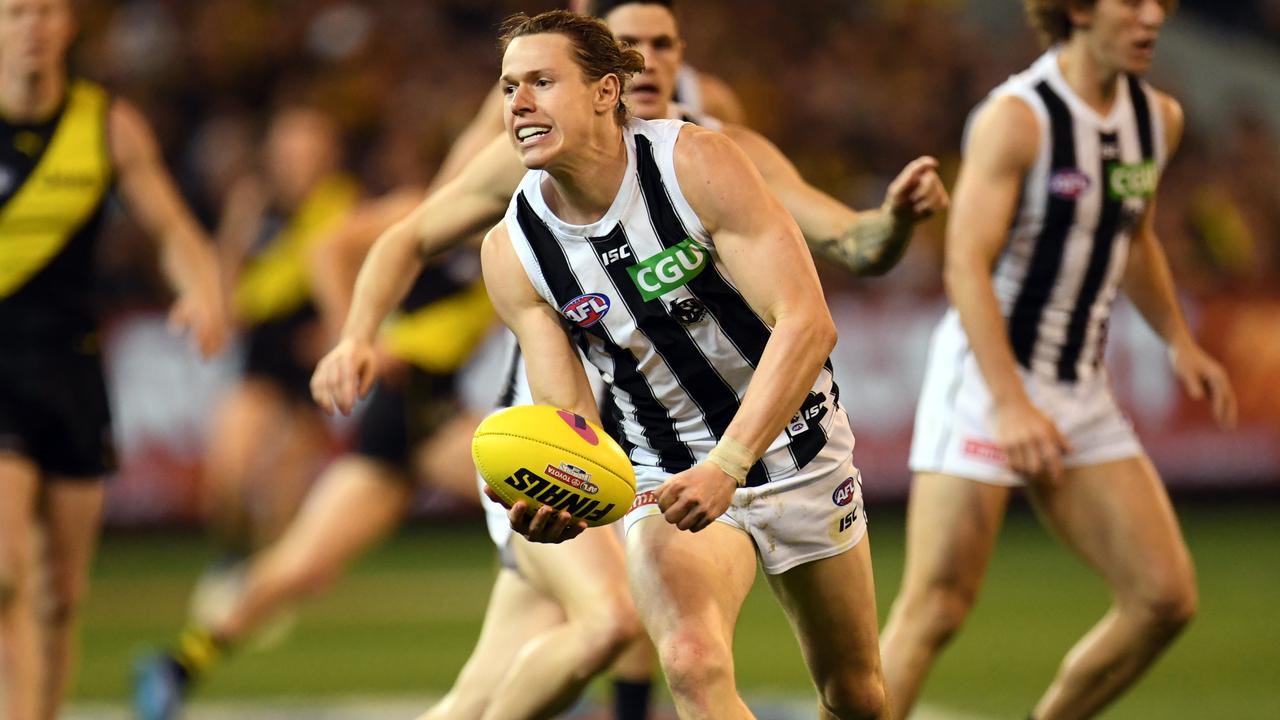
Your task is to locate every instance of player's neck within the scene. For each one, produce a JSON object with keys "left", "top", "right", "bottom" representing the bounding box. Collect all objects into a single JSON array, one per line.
[
  {"left": 543, "top": 125, "right": 628, "bottom": 225},
  {"left": 1057, "top": 40, "right": 1121, "bottom": 116},
  {"left": 0, "top": 66, "right": 65, "bottom": 123}
]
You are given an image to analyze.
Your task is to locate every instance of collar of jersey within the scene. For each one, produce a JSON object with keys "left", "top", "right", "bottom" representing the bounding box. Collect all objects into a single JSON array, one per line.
[
  {"left": 527, "top": 126, "right": 640, "bottom": 240},
  {"left": 1042, "top": 46, "right": 1130, "bottom": 129}
]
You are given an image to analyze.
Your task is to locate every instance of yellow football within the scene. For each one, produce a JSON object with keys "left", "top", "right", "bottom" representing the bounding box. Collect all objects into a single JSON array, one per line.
[{"left": 472, "top": 405, "right": 636, "bottom": 527}]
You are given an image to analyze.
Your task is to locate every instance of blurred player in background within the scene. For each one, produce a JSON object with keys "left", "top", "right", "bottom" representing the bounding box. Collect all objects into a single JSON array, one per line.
[
  {"left": 311, "top": 2, "right": 944, "bottom": 717},
  {"left": 195, "top": 106, "right": 357, "bottom": 584},
  {"left": 880, "top": 2, "right": 1237, "bottom": 718},
  {"left": 0, "top": 0, "right": 226, "bottom": 718},
  {"left": 133, "top": 225, "right": 493, "bottom": 720}
]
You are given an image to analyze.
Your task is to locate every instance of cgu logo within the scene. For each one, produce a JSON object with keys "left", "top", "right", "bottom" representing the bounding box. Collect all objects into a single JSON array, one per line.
[
  {"left": 561, "top": 293, "right": 610, "bottom": 328},
  {"left": 1107, "top": 160, "right": 1157, "bottom": 200},
  {"left": 504, "top": 467, "right": 616, "bottom": 522},
  {"left": 1048, "top": 168, "right": 1091, "bottom": 200},
  {"left": 832, "top": 476, "right": 859, "bottom": 507},
  {"left": 627, "top": 238, "right": 707, "bottom": 302}
]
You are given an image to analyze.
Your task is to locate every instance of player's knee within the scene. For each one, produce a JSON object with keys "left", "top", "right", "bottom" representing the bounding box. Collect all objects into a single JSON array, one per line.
[
  {"left": 576, "top": 597, "right": 642, "bottom": 668},
  {"left": 658, "top": 631, "right": 733, "bottom": 703},
  {"left": 0, "top": 556, "right": 36, "bottom": 613},
  {"left": 818, "top": 669, "right": 887, "bottom": 720},
  {"left": 907, "top": 580, "right": 977, "bottom": 646},
  {"left": 45, "top": 577, "right": 89, "bottom": 626},
  {"left": 1139, "top": 576, "right": 1198, "bottom": 634}
]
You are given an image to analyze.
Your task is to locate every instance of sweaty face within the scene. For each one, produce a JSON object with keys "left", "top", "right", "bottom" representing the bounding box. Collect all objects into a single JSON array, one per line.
[
  {"left": 501, "top": 33, "right": 607, "bottom": 170},
  {"left": 606, "top": 4, "right": 682, "bottom": 120},
  {"left": 1078, "top": 0, "right": 1167, "bottom": 74},
  {"left": 0, "top": 0, "right": 74, "bottom": 76}
]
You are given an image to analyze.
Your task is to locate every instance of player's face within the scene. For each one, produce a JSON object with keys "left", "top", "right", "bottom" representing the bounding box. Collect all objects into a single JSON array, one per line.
[
  {"left": 264, "top": 109, "right": 339, "bottom": 204},
  {"left": 0, "top": 0, "right": 74, "bottom": 75},
  {"left": 1079, "top": 0, "right": 1167, "bottom": 74},
  {"left": 606, "top": 4, "right": 683, "bottom": 120},
  {"left": 502, "top": 34, "right": 612, "bottom": 170}
]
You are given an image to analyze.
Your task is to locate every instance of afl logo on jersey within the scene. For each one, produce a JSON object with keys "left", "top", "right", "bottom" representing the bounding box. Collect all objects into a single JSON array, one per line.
[
  {"left": 1048, "top": 168, "right": 1091, "bottom": 200},
  {"left": 832, "top": 476, "right": 859, "bottom": 507},
  {"left": 561, "top": 293, "right": 610, "bottom": 328}
]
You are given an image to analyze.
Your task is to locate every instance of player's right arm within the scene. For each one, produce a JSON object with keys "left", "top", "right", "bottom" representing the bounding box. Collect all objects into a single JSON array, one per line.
[
  {"left": 481, "top": 221, "right": 598, "bottom": 544},
  {"left": 944, "top": 95, "right": 1071, "bottom": 482},
  {"left": 310, "top": 133, "right": 524, "bottom": 415}
]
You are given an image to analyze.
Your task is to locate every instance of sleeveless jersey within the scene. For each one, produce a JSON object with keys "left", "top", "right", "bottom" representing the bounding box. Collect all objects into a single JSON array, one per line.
[
  {"left": 978, "top": 48, "right": 1165, "bottom": 383},
  {"left": 502, "top": 118, "right": 850, "bottom": 486},
  {"left": 0, "top": 79, "right": 113, "bottom": 351},
  {"left": 672, "top": 64, "right": 703, "bottom": 114},
  {"left": 382, "top": 249, "right": 493, "bottom": 373}
]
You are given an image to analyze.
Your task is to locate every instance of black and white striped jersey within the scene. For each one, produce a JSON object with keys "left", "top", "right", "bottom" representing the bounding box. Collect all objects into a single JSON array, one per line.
[
  {"left": 977, "top": 48, "right": 1166, "bottom": 383},
  {"left": 501, "top": 118, "right": 853, "bottom": 486}
]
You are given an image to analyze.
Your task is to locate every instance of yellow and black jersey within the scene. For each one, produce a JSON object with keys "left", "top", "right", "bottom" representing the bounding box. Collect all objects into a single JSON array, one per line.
[
  {"left": 383, "top": 249, "right": 494, "bottom": 374},
  {"left": 0, "top": 79, "right": 113, "bottom": 353},
  {"left": 234, "top": 173, "right": 360, "bottom": 327}
]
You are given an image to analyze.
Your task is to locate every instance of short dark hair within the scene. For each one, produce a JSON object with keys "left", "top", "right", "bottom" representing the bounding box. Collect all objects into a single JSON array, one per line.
[
  {"left": 499, "top": 10, "right": 646, "bottom": 124},
  {"left": 1024, "top": 0, "right": 1177, "bottom": 47},
  {"left": 591, "top": 0, "right": 675, "bottom": 19}
]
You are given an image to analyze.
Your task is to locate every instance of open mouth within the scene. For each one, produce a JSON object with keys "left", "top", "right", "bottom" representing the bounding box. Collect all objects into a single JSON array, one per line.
[
  {"left": 516, "top": 125, "right": 551, "bottom": 145},
  {"left": 629, "top": 82, "right": 662, "bottom": 101},
  {"left": 1133, "top": 38, "right": 1157, "bottom": 56}
]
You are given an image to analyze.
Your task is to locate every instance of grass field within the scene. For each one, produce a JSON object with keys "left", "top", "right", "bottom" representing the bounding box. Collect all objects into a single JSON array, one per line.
[{"left": 73, "top": 498, "right": 1279, "bottom": 718}]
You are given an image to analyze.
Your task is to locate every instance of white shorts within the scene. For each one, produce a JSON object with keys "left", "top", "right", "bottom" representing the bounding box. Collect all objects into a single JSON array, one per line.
[
  {"left": 909, "top": 309, "right": 1143, "bottom": 486},
  {"left": 624, "top": 453, "right": 868, "bottom": 575}
]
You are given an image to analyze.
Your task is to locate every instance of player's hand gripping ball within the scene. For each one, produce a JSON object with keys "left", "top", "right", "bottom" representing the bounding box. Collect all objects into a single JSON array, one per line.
[{"left": 473, "top": 405, "right": 636, "bottom": 527}]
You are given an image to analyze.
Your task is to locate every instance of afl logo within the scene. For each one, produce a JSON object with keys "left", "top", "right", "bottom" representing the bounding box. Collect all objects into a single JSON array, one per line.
[
  {"left": 832, "top": 476, "right": 858, "bottom": 507},
  {"left": 1049, "top": 168, "right": 1091, "bottom": 200},
  {"left": 561, "top": 293, "right": 610, "bottom": 328}
]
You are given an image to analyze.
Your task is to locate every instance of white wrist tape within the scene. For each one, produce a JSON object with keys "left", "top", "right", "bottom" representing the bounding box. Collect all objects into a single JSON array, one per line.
[{"left": 707, "top": 437, "right": 754, "bottom": 487}]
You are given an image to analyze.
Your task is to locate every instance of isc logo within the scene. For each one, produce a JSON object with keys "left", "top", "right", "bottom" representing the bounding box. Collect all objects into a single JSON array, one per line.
[
  {"left": 600, "top": 246, "right": 632, "bottom": 265},
  {"left": 560, "top": 293, "right": 610, "bottom": 328}
]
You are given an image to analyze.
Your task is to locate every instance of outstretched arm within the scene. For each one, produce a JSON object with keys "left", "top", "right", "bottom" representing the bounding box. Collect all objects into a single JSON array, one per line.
[
  {"left": 1121, "top": 95, "right": 1235, "bottom": 428},
  {"left": 108, "top": 98, "right": 228, "bottom": 357},
  {"left": 311, "top": 133, "right": 524, "bottom": 415},
  {"left": 722, "top": 124, "right": 947, "bottom": 276}
]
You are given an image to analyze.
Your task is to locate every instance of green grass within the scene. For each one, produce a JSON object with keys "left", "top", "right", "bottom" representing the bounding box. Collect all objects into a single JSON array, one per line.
[{"left": 76, "top": 500, "right": 1280, "bottom": 717}]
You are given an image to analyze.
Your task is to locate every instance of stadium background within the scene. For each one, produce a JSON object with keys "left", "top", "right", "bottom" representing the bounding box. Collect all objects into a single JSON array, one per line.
[{"left": 47, "top": 0, "right": 1280, "bottom": 717}]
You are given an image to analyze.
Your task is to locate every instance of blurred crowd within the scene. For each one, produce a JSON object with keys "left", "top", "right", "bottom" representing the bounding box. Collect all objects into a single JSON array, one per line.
[{"left": 73, "top": 0, "right": 1279, "bottom": 423}]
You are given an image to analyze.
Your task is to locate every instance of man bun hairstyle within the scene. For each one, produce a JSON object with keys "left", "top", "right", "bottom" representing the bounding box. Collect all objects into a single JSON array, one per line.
[
  {"left": 1024, "top": 0, "right": 1177, "bottom": 47},
  {"left": 499, "top": 10, "right": 646, "bottom": 124}
]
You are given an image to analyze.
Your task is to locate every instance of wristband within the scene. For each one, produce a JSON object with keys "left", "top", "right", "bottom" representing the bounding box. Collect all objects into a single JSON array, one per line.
[{"left": 707, "top": 437, "right": 754, "bottom": 487}]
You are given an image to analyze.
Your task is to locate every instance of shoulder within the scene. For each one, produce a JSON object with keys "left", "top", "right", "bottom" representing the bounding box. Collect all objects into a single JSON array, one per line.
[
  {"left": 965, "top": 94, "right": 1041, "bottom": 170},
  {"left": 695, "top": 71, "right": 746, "bottom": 125},
  {"left": 673, "top": 123, "right": 748, "bottom": 171},
  {"left": 1151, "top": 88, "right": 1184, "bottom": 155},
  {"left": 106, "top": 97, "right": 160, "bottom": 168}
]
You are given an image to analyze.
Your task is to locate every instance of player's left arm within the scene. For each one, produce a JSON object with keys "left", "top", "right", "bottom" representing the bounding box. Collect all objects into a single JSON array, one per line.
[
  {"left": 1121, "top": 93, "right": 1236, "bottom": 428},
  {"left": 654, "top": 126, "right": 839, "bottom": 532},
  {"left": 108, "top": 98, "right": 228, "bottom": 357},
  {"left": 721, "top": 124, "right": 948, "bottom": 276}
]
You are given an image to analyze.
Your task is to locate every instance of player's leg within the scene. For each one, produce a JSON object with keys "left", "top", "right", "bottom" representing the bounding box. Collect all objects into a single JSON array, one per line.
[
  {"left": 627, "top": 517, "right": 759, "bottom": 720},
  {"left": 417, "top": 568, "right": 567, "bottom": 720},
  {"left": 1026, "top": 455, "right": 1196, "bottom": 720},
  {"left": 768, "top": 538, "right": 887, "bottom": 719},
  {"left": 253, "top": 403, "right": 329, "bottom": 547},
  {"left": 879, "top": 472, "right": 1011, "bottom": 718},
  {"left": 37, "top": 477, "right": 106, "bottom": 720},
  {"left": 200, "top": 379, "right": 289, "bottom": 555},
  {"left": 411, "top": 411, "right": 483, "bottom": 505},
  {"left": 608, "top": 634, "right": 658, "bottom": 720},
  {"left": 0, "top": 454, "right": 42, "bottom": 720},
  {"left": 477, "top": 526, "right": 642, "bottom": 719}
]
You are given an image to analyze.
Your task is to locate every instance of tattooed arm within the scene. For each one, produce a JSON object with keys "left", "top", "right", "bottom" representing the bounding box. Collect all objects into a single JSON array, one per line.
[{"left": 721, "top": 124, "right": 947, "bottom": 276}]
